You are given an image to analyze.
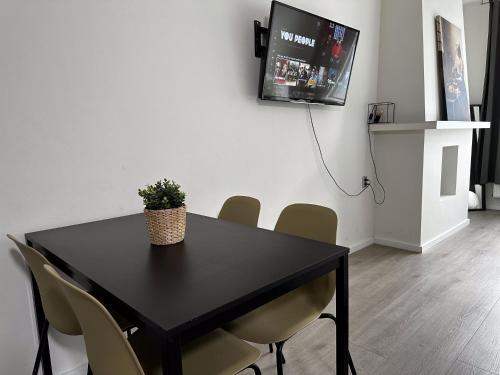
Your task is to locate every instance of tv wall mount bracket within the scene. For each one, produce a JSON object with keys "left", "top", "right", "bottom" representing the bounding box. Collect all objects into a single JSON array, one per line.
[{"left": 254, "top": 21, "right": 268, "bottom": 58}]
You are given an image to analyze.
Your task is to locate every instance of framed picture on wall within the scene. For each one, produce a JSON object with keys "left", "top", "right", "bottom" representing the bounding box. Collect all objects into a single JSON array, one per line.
[{"left": 436, "top": 16, "right": 471, "bottom": 121}]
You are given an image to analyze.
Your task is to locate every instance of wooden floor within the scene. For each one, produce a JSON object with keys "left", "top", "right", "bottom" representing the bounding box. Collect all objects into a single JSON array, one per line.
[{"left": 243, "top": 211, "right": 500, "bottom": 374}]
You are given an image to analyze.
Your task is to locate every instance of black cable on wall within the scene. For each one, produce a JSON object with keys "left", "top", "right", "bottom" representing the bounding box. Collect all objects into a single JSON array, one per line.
[{"left": 306, "top": 104, "right": 386, "bottom": 205}]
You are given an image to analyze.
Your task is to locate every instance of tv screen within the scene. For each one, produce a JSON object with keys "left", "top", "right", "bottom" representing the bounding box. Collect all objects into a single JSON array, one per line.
[{"left": 259, "top": 1, "right": 360, "bottom": 106}]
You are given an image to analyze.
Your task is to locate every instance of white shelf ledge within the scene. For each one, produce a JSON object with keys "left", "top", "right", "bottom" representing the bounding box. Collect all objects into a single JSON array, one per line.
[{"left": 370, "top": 121, "right": 490, "bottom": 132}]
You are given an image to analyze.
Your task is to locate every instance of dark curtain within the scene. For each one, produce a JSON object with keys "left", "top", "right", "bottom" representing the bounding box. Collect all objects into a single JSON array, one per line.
[
  {"left": 470, "top": 128, "right": 480, "bottom": 190},
  {"left": 476, "top": 1, "right": 500, "bottom": 185}
]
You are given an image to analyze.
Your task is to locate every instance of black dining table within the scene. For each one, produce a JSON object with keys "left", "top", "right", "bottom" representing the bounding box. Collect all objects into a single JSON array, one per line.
[{"left": 26, "top": 212, "right": 350, "bottom": 375}]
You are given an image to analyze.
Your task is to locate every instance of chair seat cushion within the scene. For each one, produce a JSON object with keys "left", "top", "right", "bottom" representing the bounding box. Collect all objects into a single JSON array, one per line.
[
  {"left": 226, "top": 287, "right": 324, "bottom": 344},
  {"left": 129, "top": 328, "right": 260, "bottom": 375}
]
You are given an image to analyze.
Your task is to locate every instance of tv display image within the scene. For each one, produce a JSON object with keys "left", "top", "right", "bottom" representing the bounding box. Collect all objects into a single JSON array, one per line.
[{"left": 259, "top": 1, "right": 360, "bottom": 106}]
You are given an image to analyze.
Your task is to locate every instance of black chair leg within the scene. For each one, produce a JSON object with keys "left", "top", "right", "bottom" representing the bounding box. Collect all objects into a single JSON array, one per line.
[
  {"left": 280, "top": 341, "right": 286, "bottom": 364},
  {"left": 319, "top": 313, "right": 357, "bottom": 375},
  {"left": 348, "top": 351, "right": 356, "bottom": 375},
  {"left": 319, "top": 312, "right": 336, "bottom": 322},
  {"left": 275, "top": 341, "right": 285, "bottom": 375},
  {"left": 247, "top": 363, "right": 262, "bottom": 375},
  {"left": 32, "top": 319, "right": 49, "bottom": 375},
  {"left": 269, "top": 343, "right": 274, "bottom": 353}
]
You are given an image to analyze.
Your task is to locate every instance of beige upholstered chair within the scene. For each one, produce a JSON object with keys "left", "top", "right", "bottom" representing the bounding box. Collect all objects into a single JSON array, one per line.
[
  {"left": 218, "top": 196, "right": 261, "bottom": 227},
  {"left": 43, "top": 264, "right": 262, "bottom": 375},
  {"left": 6, "top": 234, "right": 132, "bottom": 375},
  {"left": 8, "top": 234, "right": 83, "bottom": 375},
  {"left": 226, "top": 204, "right": 355, "bottom": 375}
]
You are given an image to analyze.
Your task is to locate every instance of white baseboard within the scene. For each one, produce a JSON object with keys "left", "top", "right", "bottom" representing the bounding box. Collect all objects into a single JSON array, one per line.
[
  {"left": 375, "top": 218, "right": 470, "bottom": 253},
  {"left": 420, "top": 219, "right": 470, "bottom": 252},
  {"left": 374, "top": 237, "right": 422, "bottom": 253},
  {"left": 348, "top": 238, "right": 374, "bottom": 253},
  {"left": 60, "top": 363, "right": 87, "bottom": 375}
]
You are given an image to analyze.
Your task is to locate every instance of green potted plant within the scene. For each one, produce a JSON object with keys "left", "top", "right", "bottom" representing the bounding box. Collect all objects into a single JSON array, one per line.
[{"left": 138, "top": 179, "right": 186, "bottom": 245}]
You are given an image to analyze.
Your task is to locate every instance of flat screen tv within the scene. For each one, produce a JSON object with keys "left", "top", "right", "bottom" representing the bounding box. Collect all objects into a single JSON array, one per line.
[{"left": 258, "top": 1, "right": 360, "bottom": 106}]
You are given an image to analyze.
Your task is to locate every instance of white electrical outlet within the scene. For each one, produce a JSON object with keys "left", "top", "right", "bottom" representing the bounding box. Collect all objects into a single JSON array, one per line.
[{"left": 363, "top": 176, "right": 371, "bottom": 188}]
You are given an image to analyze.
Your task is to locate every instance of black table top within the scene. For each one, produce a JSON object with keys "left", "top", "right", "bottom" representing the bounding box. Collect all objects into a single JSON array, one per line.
[{"left": 26, "top": 213, "right": 348, "bottom": 337}]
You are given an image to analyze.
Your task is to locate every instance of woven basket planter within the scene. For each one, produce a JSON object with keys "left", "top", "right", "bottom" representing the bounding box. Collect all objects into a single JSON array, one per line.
[{"left": 144, "top": 206, "right": 186, "bottom": 245}]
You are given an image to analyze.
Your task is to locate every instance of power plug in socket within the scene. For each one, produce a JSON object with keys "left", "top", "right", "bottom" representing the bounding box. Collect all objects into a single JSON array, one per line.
[{"left": 362, "top": 176, "right": 371, "bottom": 188}]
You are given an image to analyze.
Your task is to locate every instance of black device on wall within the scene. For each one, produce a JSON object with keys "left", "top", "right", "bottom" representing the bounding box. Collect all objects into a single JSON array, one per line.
[{"left": 255, "top": 1, "right": 360, "bottom": 106}]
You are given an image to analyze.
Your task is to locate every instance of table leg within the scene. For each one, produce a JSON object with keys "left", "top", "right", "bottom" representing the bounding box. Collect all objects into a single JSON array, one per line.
[
  {"left": 336, "top": 254, "right": 348, "bottom": 375},
  {"left": 161, "top": 336, "right": 183, "bottom": 375},
  {"left": 30, "top": 271, "right": 53, "bottom": 375}
]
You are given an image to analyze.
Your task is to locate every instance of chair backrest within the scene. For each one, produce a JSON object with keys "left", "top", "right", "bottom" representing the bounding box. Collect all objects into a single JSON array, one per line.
[
  {"left": 218, "top": 196, "right": 261, "bottom": 227},
  {"left": 7, "top": 234, "right": 81, "bottom": 335},
  {"left": 43, "top": 264, "right": 145, "bottom": 375},
  {"left": 274, "top": 204, "right": 338, "bottom": 309}
]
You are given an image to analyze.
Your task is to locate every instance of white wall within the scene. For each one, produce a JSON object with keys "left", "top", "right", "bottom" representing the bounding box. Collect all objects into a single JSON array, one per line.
[
  {"left": 373, "top": 125, "right": 474, "bottom": 252},
  {"left": 463, "top": 2, "right": 489, "bottom": 105},
  {"left": 422, "top": 0, "right": 469, "bottom": 121},
  {"left": 378, "top": 0, "right": 426, "bottom": 123},
  {"left": 373, "top": 131, "right": 425, "bottom": 248},
  {"left": 0, "top": 0, "right": 382, "bottom": 373},
  {"left": 420, "top": 129, "right": 472, "bottom": 247},
  {"left": 377, "top": 0, "right": 469, "bottom": 122}
]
